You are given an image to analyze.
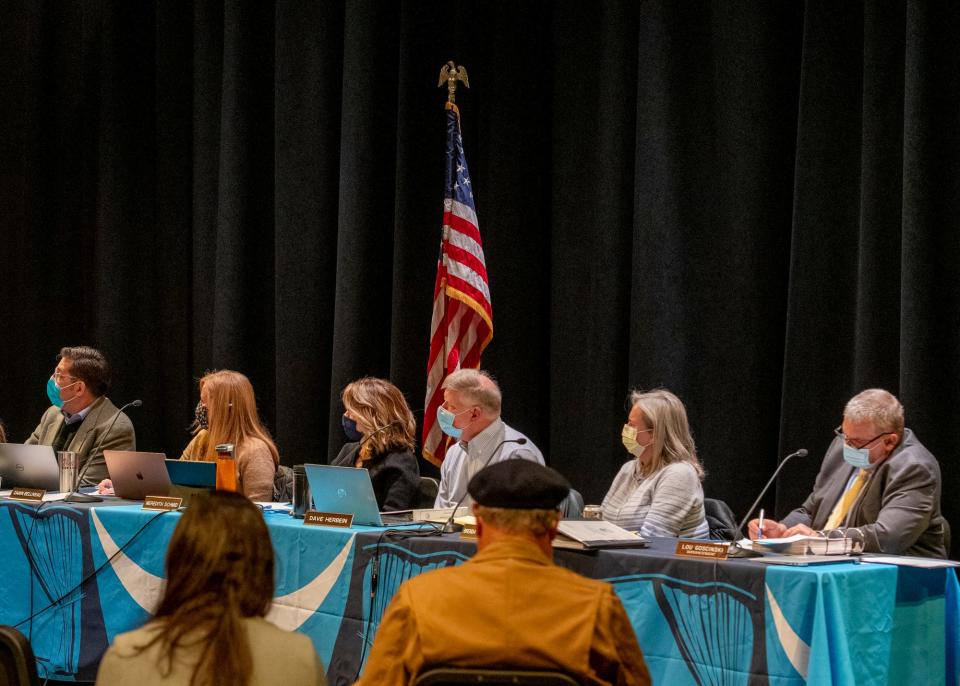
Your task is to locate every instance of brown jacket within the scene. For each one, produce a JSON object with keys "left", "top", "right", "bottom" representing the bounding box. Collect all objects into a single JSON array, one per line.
[{"left": 356, "top": 539, "right": 651, "bottom": 686}]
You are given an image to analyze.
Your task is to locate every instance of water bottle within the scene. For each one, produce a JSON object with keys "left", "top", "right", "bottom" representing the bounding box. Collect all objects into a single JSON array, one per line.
[
  {"left": 215, "top": 443, "right": 238, "bottom": 492},
  {"left": 292, "top": 465, "right": 310, "bottom": 518},
  {"left": 58, "top": 451, "right": 78, "bottom": 492}
]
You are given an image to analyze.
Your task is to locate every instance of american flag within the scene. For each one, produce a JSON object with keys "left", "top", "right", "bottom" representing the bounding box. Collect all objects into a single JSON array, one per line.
[{"left": 422, "top": 102, "right": 493, "bottom": 465}]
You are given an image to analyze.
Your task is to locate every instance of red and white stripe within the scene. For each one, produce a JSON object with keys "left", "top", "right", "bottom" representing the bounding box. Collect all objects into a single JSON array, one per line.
[{"left": 422, "top": 199, "right": 493, "bottom": 465}]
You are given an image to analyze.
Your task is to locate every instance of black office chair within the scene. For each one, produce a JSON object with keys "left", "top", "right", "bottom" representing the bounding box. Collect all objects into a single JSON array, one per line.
[
  {"left": 415, "top": 667, "right": 580, "bottom": 686},
  {"left": 0, "top": 625, "right": 41, "bottom": 686},
  {"left": 417, "top": 476, "right": 440, "bottom": 509},
  {"left": 703, "top": 497, "right": 738, "bottom": 541},
  {"left": 273, "top": 464, "right": 294, "bottom": 502},
  {"left": 558, "top": 489, "right": 584, "bottom": 519}
]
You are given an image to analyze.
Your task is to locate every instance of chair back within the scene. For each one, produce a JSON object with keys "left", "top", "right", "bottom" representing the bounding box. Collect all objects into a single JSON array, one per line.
[
  {"left": 415, "top": 667, "right": 580, "bottom": 686},
  {"left": 558, "top": 489, "right": 584, "bottom": 519},
  {"left": 703, "top": 497, "right": 738, "bottom": 541},
  {"left": 0, "top": 625, "right": 41, "bottom": 686},
  {"left": 273, "top": 464, "right": 294, "bottom": 502},
  {"left": 417, "top": 476, "right": 440, "bottom": 509}
]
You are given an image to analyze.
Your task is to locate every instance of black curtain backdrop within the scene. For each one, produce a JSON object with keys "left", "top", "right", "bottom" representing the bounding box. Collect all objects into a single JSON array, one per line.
[{"left": 1, "top": 1, "right": 957, "bottom": 558}]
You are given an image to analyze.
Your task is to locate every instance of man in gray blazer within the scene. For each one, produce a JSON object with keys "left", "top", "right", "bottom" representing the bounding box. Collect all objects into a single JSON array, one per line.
[
  {"left": 26, "top": 346, "right": 136, "bottom": 485},
  {"left": 748, "top": 389, "right": 947, "bottom": 558}
]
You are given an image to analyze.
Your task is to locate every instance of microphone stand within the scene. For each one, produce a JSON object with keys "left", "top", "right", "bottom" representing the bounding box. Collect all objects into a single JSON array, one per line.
[
  {"left": 440, "top": 437, "right": 527, "bottom": 534},
  {"left": 64, "top": 399, "right": 142, "bottom": 504},
  {"left": 727, "top": 448, "right": 808, "bottom": 558},
  {"left": 349, "top": 420, "right": 403, "bottom": 460}
]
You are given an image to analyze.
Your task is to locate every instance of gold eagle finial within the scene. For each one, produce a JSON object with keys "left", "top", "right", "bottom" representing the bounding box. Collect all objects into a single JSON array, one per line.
[{"left": 438, "top": 61, "right": 469, "bottom": 103}]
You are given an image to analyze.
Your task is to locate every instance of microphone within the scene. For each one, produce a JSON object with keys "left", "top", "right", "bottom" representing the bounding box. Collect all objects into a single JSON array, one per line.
[
  {"left": 64, "top": 399, "right": 142, "bottom": 503},
  {"left": 439, "top": 437, "right": 527, "bottom": 534},
  {"left": 343, "top": 419, "right": 404, "bottom": 463},
  {"left": 728, "top": 448, "right": 807, "bottom": 558}
]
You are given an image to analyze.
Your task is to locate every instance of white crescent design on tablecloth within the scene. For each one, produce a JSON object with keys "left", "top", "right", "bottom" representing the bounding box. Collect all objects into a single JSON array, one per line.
[
  {"left": 91, "top": 508, "right": 355, "bottom": 629},
  {"left": 766, "top": 584, "right": 811, "bottom": 679},
  {"left": 90, "top": 508, "right": 165, "bottom": 613}
]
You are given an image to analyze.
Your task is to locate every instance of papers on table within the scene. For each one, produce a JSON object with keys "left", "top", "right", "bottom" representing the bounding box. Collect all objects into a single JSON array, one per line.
[
  {"left": 554, "top": 520, "right": 646, "bottom": 550},
  {"left": 753, "top": 534, "right": 855, "bottom": 556},
  {"left": 751, "top": 554, "right": 858, "bottom": 566}
]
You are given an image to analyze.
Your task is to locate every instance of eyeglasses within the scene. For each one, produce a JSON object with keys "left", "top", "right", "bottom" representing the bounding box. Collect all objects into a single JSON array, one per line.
[
  {"left": 833, "top": 425, "right": 888, "bottom": 450},
  {"left": 52, "top": 370, "right": 77, "bottom": 384}
]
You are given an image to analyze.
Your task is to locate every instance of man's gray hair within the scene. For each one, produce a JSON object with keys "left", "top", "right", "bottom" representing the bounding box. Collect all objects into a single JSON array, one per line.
[
  {"left": 844, "top": 389, "right": 904, "bottom": 436},
  {"left": 441, "top": 368, "right": 502, "bottom": 414}
]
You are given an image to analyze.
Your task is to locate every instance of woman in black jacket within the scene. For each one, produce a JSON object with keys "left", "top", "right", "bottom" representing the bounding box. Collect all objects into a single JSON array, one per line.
[{"left": 333, "top": 377, "right": 420, "bottom": 511}]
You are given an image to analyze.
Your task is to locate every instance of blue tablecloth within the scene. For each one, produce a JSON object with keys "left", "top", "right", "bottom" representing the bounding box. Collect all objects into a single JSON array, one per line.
[{"left": 0, "top": 500, "right": 956, "bottom": 684}]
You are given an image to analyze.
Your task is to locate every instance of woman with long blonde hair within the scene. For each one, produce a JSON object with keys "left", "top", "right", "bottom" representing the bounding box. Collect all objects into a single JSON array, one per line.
[
  {"left": 95, "top": 490, "right": 325, "bottom": 686},
  {"left": 333, "top": 377, "right": 419, "bottom": 510},
  {"left": 181, "top": 370, "right": 279, "bottom": 501},
  {"left": 601, "top": 388, "right": 709, "bottom": 539}
]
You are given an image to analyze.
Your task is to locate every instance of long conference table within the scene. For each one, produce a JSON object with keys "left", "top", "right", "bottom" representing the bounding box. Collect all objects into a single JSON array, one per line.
[{"left": 0, "top": 497, "right": 957, "bottom": 685}]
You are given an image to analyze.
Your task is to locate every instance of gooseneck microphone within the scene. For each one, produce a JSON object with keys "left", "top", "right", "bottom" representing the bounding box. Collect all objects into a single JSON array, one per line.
[
  {"left": 357, "top": 420, "right": 403, "bottom": 448},
  {"left": 440, "top": 437, "right": 528, "bottom": 534},
  {"left": 728, "top": 447, "right": 808, "bottom": 558},
  {"left": 64, "top": 399, "right": 142, "bottom": 504}
]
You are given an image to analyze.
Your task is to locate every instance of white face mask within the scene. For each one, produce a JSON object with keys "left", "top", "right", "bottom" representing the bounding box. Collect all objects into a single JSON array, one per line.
[{"left": 621, "top": 424, "right": 652, "bottom": 458}]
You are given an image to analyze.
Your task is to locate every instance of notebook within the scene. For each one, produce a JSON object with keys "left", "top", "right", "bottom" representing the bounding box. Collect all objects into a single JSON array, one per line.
[
  {"left": 0, "top": 443, "right": 60, "bottom": 491},
  {"left": 103, "top": 450, "right": 171, "bottom": 500},
  {"left": 165, "top": 459, "right": 216, "bottom": 488},
  {"left": 303, "top": 463, "right": 387, "bottom": 527}
]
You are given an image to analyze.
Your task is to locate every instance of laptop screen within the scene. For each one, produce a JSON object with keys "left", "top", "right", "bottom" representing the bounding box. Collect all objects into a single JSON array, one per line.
[
  {"left": 0, "top": 443, "right": 60, "bottom": 491},
  {"left": 302, "top": 464, "right": 383, "bottom": 527}
]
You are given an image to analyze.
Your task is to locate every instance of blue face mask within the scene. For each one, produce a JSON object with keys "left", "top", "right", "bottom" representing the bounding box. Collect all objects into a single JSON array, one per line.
[
  {"left": 47, "top": 377, "right": 79, "bottom": 409},
  {"left": 842, "top": 443, "right": 872, "bottom": 469},
  {"left": 342, "top": 415, "right": 363, "bottom": 442},
  {"left": 436, "top": 406, "right": 470, "bottom": 440}
]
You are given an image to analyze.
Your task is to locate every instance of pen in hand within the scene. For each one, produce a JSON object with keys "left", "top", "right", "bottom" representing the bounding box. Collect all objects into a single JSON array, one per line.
[{"left": 758, "top": 508, "right": 765, "bottom": 540}]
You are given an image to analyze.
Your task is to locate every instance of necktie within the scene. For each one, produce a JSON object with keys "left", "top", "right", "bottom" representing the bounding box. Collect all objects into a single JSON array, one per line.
[{"left": 824, "top": 469, "right": 868, "bottom": 529}]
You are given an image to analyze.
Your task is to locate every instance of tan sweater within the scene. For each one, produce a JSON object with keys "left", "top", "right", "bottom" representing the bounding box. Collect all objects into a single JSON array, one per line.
[
  {"left": 95, "top": 616, "right": 326, "bottom": 686},
  {"left": 181, "top": 431, "right": 276, "bottom": 501}
]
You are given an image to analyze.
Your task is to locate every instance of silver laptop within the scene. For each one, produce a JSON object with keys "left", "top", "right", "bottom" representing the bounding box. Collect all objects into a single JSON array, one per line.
[
  {"left": 0, "top": 443, "right": 60, "bottom": 491},
  {"left": 103, "top": 451, "right": 171, "bottom": 500},
  {"left": 303, "top": 464, "right": 384, "bottom": 526}
]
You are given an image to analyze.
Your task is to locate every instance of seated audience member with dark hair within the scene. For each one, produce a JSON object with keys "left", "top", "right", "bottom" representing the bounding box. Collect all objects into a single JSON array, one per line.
[
  {"left": 333, "top": 377, "right": 420, "bottom": 510},
  {"left": 27, "top": 346, "right": 135, "bottom": 484},
  {"left": 357, "top": 459, "right": 651, "bottom": 685},
  {"left": 748, "top": 388, "right": 947, "bottom": 557},
  {"left": 95, "top": 490, "right": 326, "bottom": 686}
]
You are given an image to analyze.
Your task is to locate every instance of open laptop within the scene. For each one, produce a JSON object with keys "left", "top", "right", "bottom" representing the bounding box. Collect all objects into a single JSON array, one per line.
[
  {"left": 103, "top": 450, "right": 171, "bottom": 500},
  {"left": 0, "top": 443, "right": 60, "bottom": 491},
  {"left": 304, "top": 464, "right": 400, "bottom": 527}
]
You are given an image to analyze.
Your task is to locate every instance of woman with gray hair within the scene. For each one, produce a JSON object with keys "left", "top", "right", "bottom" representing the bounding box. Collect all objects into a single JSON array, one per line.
[{"left": 601, "top": 389, "right": 709, "bottom": 539}]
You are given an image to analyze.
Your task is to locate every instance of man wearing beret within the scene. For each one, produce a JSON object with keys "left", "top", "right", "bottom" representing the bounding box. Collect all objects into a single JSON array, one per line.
[{"left": 357, "top": 460, "right": 651, "bottom": 686}]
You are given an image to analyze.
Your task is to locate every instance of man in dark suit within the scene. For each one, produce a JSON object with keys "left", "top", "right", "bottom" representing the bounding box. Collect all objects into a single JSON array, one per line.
[
  {"left": 26, "top": 346, "right": 135, "bottom": 485},
  {"left": 748, "top": 388, "right": 946, "bottom": 557}
]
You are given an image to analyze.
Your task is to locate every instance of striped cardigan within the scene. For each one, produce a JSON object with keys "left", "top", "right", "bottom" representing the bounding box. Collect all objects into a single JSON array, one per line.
[{"left": 601, "top": 460, "right": 709, "bottom": 539}]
